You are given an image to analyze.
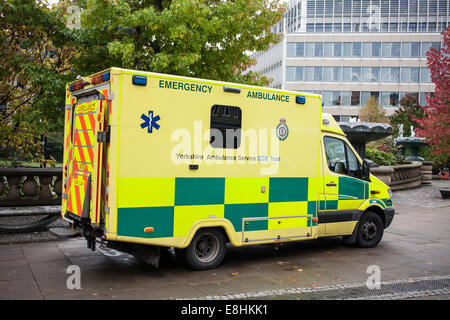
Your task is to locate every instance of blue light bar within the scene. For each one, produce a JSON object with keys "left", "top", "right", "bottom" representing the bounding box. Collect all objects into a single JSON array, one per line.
[
  {"left": 296, "top": 95, "right": 306, "bottom": 104},
  {"left": 103, "top": 72, "right": 110, "bottom": 81},
  {"left": 132, "top": 75, "right": 147, "bottom": 86}
]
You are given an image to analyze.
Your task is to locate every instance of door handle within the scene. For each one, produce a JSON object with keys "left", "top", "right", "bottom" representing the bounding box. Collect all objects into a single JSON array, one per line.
[{"left": 326, "top": 182, "right": 337, "bottom": 187}]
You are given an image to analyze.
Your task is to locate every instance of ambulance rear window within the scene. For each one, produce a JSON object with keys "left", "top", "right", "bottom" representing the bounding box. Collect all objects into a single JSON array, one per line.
[{"left": 210, "top": 104, "right": 242, "bottom": 149}]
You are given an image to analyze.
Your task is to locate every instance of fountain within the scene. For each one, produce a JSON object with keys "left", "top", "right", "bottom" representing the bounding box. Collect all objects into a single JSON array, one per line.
[
  {"left": 393, "top": 125, "right": 427, "bottom": 162},
  {"left": 338, "top": 121, "right": 393, "bottom": 160}
]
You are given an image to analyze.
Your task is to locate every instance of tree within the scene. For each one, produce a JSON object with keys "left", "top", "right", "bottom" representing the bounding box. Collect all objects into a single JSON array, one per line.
[
  {"left": 0, "top": 0, "right": 75, "bottom": 164},
  {"left": 359, "top": 96, "right": 388, "bottom": 123},
  {"left": 414, "top": 26, "right": 450, "bottom": 158},
  {"left": 390, "top": 93, "right": 425, "bottom": 137},
  {"left": 73, "top": 0, "right": 285, "bottom": 86}
]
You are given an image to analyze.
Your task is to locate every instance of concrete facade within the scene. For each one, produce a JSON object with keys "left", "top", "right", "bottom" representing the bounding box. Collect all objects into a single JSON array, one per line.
[{"left": 247, "top": 0, "right": 449, "bottom": 121}]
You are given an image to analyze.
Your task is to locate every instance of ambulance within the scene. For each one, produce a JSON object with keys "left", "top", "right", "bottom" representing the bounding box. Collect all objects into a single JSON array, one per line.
[{"left": 62, "top": 67, "right": 395, "bottom": 270}]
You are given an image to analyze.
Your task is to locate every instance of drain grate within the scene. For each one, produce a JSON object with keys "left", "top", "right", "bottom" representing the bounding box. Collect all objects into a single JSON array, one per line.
[{"left": 180, "top": 275, "right": 450, "bottom": 300}]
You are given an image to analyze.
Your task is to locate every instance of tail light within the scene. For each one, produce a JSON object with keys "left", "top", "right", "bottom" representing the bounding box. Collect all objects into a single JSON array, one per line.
[
  {"left": 69, "top": 80, "right": 84, "bottom": 92},
  {"left": 91, "top": 72, "right": 111, "bottom": 85}
]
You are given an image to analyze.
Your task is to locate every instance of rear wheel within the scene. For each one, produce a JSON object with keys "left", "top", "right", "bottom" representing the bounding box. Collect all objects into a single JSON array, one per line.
[
  {"left": 356, "top": 212, "right": 384, "bottom": 248},
  {"left": 176, "top": 228, "right": 226, "bottom": 270}
]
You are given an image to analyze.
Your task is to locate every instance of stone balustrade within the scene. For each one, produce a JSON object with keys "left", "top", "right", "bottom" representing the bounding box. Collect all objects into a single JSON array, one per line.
[
  {"left": 371, "top": 161, "right": 433, "bottom": 191},
  {"left": 0, "top": 168, "right": 62, "bottom": 207}
]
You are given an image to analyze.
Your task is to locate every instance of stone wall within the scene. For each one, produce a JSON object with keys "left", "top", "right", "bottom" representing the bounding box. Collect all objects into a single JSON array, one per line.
[
  {"left": 0, "top": 168, "right": 62, "bottom": 207},
  {"left": 371, "top": 161, "right": 433, "bottom": 191}
]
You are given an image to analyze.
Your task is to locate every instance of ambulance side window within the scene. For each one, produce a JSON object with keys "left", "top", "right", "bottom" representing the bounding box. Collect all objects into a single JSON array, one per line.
[
  {"left": 324, "top": 137, "right": 347, "bottom": 174},
  {"left": 324, "top": 136, "right": 361, "bottom": 178},
  {"left": 210, "top": 105, "right": 242, "bottom": 149}
]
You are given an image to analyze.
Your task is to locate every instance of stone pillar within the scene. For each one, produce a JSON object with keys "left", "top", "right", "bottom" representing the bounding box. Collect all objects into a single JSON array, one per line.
[{"left": 421, "top": 161, "right": 433, "bottom": 185}]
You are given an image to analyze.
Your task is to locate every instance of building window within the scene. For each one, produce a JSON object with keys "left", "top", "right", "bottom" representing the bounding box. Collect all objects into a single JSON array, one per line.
[
  {"left": 334, "top": 23, "right": 342, "bottom": 32},
  {"left": 344, "top": 23, "right": 351, "bottom": 32},
  {"left": 372, "top": 42, "right": 381, "bottom": 56},
  {"left": 428, "top": 22, "right": 436, "bottom": 32},
  {"left": 332, "top": 91, "right": 342, "bottom": 105},
  {"left": 402, "top": 42, "right": 420, "bottom": 57},
  {"left": 323, "top": 91, "right": 333, "bottom": 106},
  {"left": 314, "top": 66, "right": 323, "bottom": 81},
  {"left": 305, "top": 66, "right": 314, "bottom": 81},
  {"left": 381, "top": 43, "right": 390, "bottom": 57},
  {"left": 419, "top": 22, "right": 427, "bottom": 32},
  {"left": 390, "top": 23, "right": 398, "bottom": 32},
  {"left": 351, "top": 67, "right": 361, "bottom": 81},
  {"left": 343, "top": 67, "right": 352, "bottom": 81},
  {"left": 343, "top": 42, "right": 352, "bottom": 56},
  {"left": 352, "top": 42, "right": 361, "bottom": 57},
  {"left": 305, "top": 42, "right": 315, "bottom": 57},
  {"left": 315, "top": 42, "right": 324, "bottom": 56},
  {"left": 333, "top": 66, "right": 342, "bottom": 81},
  {"left": 323, "top": 67, "right": 333, "bottom": 81},
  {"left": 390, "top": 92, "right": 399, "bottom": 107},
  {"left": 334, "top": 42, "right": 342, "bottom": 56},
  {"left": 351, "top": 91, "right": 360, "bottom": 106},
  {"left": 419, "top": 92, "right": 428, "bottom": 105},
  {"left": 401, "top": 67, "right": 420, "bottom": 83},
  {"left": 287, "top": 42, "right": 296, "bottom": 57},
  {"left": 342, "top": 91, "right": 351, "bottom": 105},
  {"left": 362, "top": 42, "right": 371, "bottom": 57},
  {"left": 420, "top": 67, "right": 431, "bottom": 83},
  {"left": 324, "top": 42, "right": 334, "bottom": 57},
  {"left": 421, "top": 42, "right": 440, "bottom": 57}
]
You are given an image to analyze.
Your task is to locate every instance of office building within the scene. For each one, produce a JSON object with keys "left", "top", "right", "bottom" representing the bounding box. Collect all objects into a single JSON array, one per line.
[{"left": 247, "top": 0, "right": 448, "bottom": 121}]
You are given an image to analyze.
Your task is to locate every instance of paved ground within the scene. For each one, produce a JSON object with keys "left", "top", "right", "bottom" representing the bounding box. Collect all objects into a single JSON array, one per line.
[{"left": 0, "top": 180, "right": 449, "bottom": 300}]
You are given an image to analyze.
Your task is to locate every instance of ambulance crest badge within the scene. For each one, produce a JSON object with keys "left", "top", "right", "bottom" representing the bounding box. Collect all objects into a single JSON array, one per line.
[{"left": 276, "top": 118, "right": 289, "bottom": 141}]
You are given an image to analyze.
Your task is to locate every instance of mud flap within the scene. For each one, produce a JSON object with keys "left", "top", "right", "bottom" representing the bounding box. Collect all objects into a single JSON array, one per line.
[{"left": 342, "top": 221, "right": 359, "bottom": 245}]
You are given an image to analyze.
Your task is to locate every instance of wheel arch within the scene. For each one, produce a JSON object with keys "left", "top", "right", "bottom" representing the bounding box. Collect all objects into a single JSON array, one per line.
[
  {"left": 177, "top": 219, "right": 240, "bottom": 249},
  {"left": 363, "top": 205, "right": 386, "bottom": 228}
]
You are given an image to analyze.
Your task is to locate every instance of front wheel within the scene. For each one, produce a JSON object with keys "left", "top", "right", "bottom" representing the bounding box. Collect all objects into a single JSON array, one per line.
[
  {"left": 176, "top": 228, "right": 226, "bottom": 270},
  {"left": 355, "top": 212, "right": 384, "bottom": 248}
]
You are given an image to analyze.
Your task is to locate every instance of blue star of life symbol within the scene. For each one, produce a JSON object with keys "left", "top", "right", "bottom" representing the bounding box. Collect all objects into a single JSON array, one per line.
[{"left": 140, "top": 110, "right": 160, "bottom": 133}]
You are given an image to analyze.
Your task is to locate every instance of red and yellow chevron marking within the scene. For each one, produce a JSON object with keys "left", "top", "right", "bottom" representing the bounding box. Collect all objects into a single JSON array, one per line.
[
  {"left": 62, "top": 94, "right": 76, "bottom": 215},
  {"left": 67, "top": 100, "right": 99, "bottom": 218}
]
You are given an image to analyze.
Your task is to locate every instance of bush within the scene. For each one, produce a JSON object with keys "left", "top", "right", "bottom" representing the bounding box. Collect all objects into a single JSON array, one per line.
[{"left": 366, "top": 148, "right": 399, "bottom": 166}]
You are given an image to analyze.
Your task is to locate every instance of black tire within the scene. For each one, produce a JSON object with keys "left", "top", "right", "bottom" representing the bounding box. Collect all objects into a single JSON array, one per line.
[
  {"left": 176, "top": 228, "right": 226, "bottom": 270},
  {"left": 355, "top": 212, "right": 384, "bottom": 248}
]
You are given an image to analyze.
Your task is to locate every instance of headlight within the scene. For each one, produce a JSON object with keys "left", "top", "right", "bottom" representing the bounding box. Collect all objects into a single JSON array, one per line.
[{"left": 388, "top": 188, "right": 392, "bottom": 198}]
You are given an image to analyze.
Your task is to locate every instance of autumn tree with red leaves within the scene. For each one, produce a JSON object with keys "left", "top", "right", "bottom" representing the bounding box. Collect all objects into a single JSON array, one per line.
[{"left": 414, "top": 27, "right": 450, "bottom": 160}]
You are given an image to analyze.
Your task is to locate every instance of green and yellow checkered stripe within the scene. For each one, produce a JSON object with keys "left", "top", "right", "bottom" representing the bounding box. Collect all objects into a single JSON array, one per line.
[{"left": 116, "top": 177, "right": 319, "bottom": 239}]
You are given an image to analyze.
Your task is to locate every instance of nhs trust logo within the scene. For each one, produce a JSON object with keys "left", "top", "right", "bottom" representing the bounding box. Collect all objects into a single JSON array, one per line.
[{"left": 140, "top": 110, "right": 160, "bottom": 133}]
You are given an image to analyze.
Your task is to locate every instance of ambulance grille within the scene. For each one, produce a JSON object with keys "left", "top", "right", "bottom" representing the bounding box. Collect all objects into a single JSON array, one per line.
[{"left": 180, "top": 275, "right": 450, "bottom": 300}]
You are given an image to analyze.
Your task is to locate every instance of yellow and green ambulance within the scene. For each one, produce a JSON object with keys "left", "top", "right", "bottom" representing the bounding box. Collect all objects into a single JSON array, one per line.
[{"left": 62, "top": 67, "right": 394, "bottom": 270}]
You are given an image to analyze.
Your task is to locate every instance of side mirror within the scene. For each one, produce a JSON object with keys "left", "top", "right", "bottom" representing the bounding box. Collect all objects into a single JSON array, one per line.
[
  {"left": 335, "top": 162, "right": 345, "bottom": 174},
  {"left": 361, "top": 160, "right": 371, "bottom": 180}
]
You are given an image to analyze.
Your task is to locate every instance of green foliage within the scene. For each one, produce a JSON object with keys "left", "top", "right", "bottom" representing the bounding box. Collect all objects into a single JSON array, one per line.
[
  {"left": 0, "top": 0, "right": 75, "bottom": 163},
  {"left": 389, "top": 93, "right": 425, "bottom": 137},
  {"left": 365, "top": 148, "right": 399, "bottom": 166},
  {"left": 74, "top": 0, "right": 285, "bottom": 85},
  {"left": 419, "top": 145, "right": 450, "bottom": 167}
]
